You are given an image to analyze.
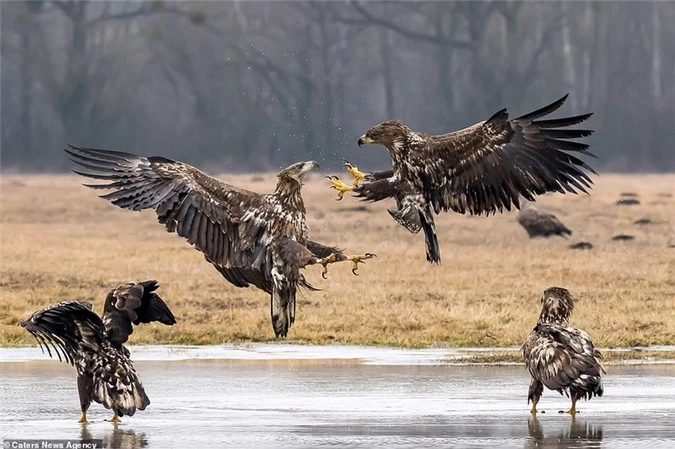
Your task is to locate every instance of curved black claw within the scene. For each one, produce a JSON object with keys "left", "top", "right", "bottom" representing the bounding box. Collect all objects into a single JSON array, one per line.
[
  {"left": 350, "top": 253, "right": 377, "bottom": 276},
  {"left": 326, "top": 175, "right": 351, "bottom": 201},
  {"left": 322, "top": 271, "right": 328, "bottom": 280}
]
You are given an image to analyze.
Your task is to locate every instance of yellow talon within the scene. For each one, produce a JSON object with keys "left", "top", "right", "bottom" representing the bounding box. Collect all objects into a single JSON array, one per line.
[
  {"left": 343, "top": 160, "right": 366, "bottom": 185},
  {"left": 317, "top": 253, "right": 338, "bottom": 279},
  {"left": 559, "top": 397, "right": 578, "bottom": 415},
  {"left": 347, "top": 253, "right": 377, "bottom": 275},
  {"left": 110, "top": 415, "right": 121, "bottom": 423},
  {"left": 78, "top": 412, "right": 88, "bottom": 424},
  {"left": 326, "top": 176, "right": 354, "bottom": 200}
]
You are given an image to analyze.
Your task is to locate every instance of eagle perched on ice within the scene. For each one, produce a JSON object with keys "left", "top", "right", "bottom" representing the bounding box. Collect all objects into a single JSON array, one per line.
[
  {"left": 21, "top": 280, "right": 176, "bottom": 422},
  {"left": 328, "top": 94, "right": 595, "bottom": 263},
  {"left": 521, "top": 287, "right": 605, "bottom": 415},
  {"left": 66, "top": 146, "right": 374, "bottom": 338}
]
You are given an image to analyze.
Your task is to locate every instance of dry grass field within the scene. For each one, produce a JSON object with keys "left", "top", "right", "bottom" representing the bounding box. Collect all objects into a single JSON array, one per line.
[{"left": 1, "top": 171, "right": 674, "bottom": 351}]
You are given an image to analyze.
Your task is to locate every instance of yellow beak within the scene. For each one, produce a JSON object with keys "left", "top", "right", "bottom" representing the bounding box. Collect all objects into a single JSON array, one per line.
[{"left": 358, "top": 135, "right": 375, "bottom": 146}]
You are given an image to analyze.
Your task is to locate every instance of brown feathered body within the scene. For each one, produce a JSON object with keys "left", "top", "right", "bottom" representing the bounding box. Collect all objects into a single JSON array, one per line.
[
  {"left": 21, "top": 280, "right": 176, "bottom": 418},
  {"left": 356, "top": 94, "right": 595, "bottom": 263},
  {"left": 521, "top": 287, "right": 604, "bottom": 411},
  {"left": 517, "top": 202, "right": 572, "bottom": 238},
  {"left": 67, "top": 147, "right": 346, "bottom": 337}
]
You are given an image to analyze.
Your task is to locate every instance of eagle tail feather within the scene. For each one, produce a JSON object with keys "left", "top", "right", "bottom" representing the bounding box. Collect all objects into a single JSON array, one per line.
[
  {"left": 419, "top": 208, "right": 440, "bottom": 264},
  {"left": 571, "top": 373, "right": 604, "bottom": 400},
  {"left": 94, "top": 350, "right": 150, "bottom": 417},
  {"left": 271, "top": 287, "right": 294, "bottom": 338}
]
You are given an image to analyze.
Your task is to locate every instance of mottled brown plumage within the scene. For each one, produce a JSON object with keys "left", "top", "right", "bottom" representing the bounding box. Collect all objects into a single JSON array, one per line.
[
  {"left": 66, "top": 146, "right": 372, "bottom": 338},
  {"left": 521, "top": 287, "right": 605, "bottom": 415},
  {"left": 355, "top": 94, "right": 596, "bottom": 263},
  {"left": 21, "top": 281, "right": 176, "bottom": 422}
]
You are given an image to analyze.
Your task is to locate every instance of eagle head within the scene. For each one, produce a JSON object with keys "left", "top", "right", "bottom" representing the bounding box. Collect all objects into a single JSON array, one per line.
[
  {"left": 538, "top": 286, "right": 575, "bottom": 325},
  {"left": 277, "top": 161, "right": 319, "bottom": 185},
  {"left": 358, "top": 120, "right": 410, "bottom": 150}
]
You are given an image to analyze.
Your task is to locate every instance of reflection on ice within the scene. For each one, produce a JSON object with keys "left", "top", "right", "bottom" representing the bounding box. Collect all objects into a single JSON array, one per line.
[
  {"left": 1, "top": 355, "right": 674, "bottom": 448},
  {"left": 527, "top": 416, "right": 603, "bottom": 449},
  {"left": 80, "top": 425, "right": 148, "bottom": 449}
]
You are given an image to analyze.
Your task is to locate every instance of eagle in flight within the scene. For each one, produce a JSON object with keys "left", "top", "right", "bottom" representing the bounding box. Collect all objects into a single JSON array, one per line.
[
  {"left": 66, "top": 146, "right": 375, "bottom": 338},
  {"left": 328, "top": 94, "right": 595, "bottom": 263},
  {"left": 21, "top": 280, "right": 176, "bottom": 423},
  {"left": 521, "top": 287, "right": 605, "bottom": 415}
]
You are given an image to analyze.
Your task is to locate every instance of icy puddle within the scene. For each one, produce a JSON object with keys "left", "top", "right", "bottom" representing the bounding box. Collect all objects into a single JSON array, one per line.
[{"left": 1, "top": 346, "right": 674, "bottom": 448}]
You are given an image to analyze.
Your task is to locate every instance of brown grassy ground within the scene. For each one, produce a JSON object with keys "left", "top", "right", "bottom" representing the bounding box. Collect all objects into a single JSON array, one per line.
[{"left": 1, "top": 172, "right": 674, "bottom": 349}]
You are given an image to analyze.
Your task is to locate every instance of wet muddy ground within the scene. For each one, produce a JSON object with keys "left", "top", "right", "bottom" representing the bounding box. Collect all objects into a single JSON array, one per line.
[{"left": 1, "top": 345, "right": 674, "bottom": 448}]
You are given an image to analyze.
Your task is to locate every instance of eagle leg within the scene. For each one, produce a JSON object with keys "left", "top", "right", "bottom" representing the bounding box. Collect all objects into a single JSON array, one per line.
[
  {"left": 78, "top": 411, "right": 88, "bottom": 424},
  {"left": 326, "top": 176, "right": 353, "bottom": 200},
  {"left": 343, "top": 160, "right": 366, "bottom": 185},
  {"left": 108, "top": 415, "right": 121, "bottom": 424},
  {"left": 558, "top": 396, "right": 578, "bottom": 415},
  {"left": 346, "top": 253, "right": 377, "bottom": 275},
  {"left": 316, "top": 253, "right": 339, "bottom": 279},
  {"left": 315, "top": 253, "right": 377, "bottom": 278}
]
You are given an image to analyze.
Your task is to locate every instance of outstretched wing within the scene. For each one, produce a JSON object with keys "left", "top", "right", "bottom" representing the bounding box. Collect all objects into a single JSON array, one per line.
[
  {"left": 21, "top": 301, "right": 107, "bottom": 365},
  {"left": 408, "top": 94, "right": 596, "bottom": 216},
  {"left": 102, "top": 280, "right": 176, "bottom": 346},
  {"left": 523, "top": 323, "right": 604, "bottom": 392},
  {"left": 66, "top": 146, "right": 273, "bottom": 269}
]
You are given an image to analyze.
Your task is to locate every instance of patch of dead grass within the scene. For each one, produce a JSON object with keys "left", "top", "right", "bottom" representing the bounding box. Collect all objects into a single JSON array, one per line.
[{"left": 1, "top": 173, "right": 674, "bottom": 353}]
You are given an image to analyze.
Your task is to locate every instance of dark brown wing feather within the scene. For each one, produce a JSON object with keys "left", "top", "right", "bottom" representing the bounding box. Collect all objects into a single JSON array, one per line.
[
  {"left": 305, "top": 240, "right": 344, "bottom": 260},
  {"left": 522, "top": 323, "right": 604, "bottom": 396},
  {"left": 21, "top": 301, "right": 107, "bottom": 365},
  {"left": 22, "top": 301, "right": 151, "bottom": 417},
  {"left": 65, "top": 146, "right": 272, "bottom": 269},
  {"left": 409, "top": 94, "right": 596, "bottom": 216},
  {"left": 103, "top": 280, "right": 176, "bottom": 346},
  {"left": 210, "top": 238, "right": 331, "bottom": 299},
  {"left": 365, "top": 169, "right": 395, "bottom": 181},
  {"left": 212, "top": 263, "right": 273, "bottom": 292}
]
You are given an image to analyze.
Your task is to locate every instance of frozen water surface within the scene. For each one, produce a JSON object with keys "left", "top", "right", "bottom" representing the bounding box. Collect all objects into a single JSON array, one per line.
[{"left": 1, "top": 345, "right": 674, "bottom": 448}]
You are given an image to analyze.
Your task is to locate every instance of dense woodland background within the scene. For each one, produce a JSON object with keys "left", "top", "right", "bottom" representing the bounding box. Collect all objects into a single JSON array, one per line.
[{"left": 1, "top": 0, "right": 674, "bottom": 172}]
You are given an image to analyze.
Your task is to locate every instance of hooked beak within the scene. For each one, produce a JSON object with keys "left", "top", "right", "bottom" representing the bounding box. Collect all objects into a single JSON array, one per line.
[
  {"left": 358, "top": 135, "right": 374, "bottom": 147},
  {"left": 302, "top": 161, "right": 319, "bottom": 173}
]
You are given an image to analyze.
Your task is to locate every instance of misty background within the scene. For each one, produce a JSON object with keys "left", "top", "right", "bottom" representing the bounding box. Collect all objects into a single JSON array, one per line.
[{"left": 1, "top": 0, "right": 673, "bottom": 173}]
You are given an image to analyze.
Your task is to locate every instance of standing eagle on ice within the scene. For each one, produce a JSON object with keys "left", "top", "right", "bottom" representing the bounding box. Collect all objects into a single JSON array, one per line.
[
  {"left": 328, "top": 94, "right": 596, "bottom": 263},
  {"left": 66, "top": 146, "right": 375, "bottom": 338},
  {"left": 521, "top": 287, "right": 605, "bottom": 415},
  {"left": 21, "top": 280, "right": 176, "bottom": 423}
]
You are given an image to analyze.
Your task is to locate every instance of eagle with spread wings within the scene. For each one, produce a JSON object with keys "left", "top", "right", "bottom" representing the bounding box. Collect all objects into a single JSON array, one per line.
[
  {"left": 521, "top": 287, "right": 605, "bottom": 415},
  {"left": 66, "top": 146, "right": 374, "bottom": 338},
  {"left": 328, "top": 94, "right": 596, "bottom": 263},
  {"left": 21, "top": 280, "right": 176, "bottom": 422}
]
